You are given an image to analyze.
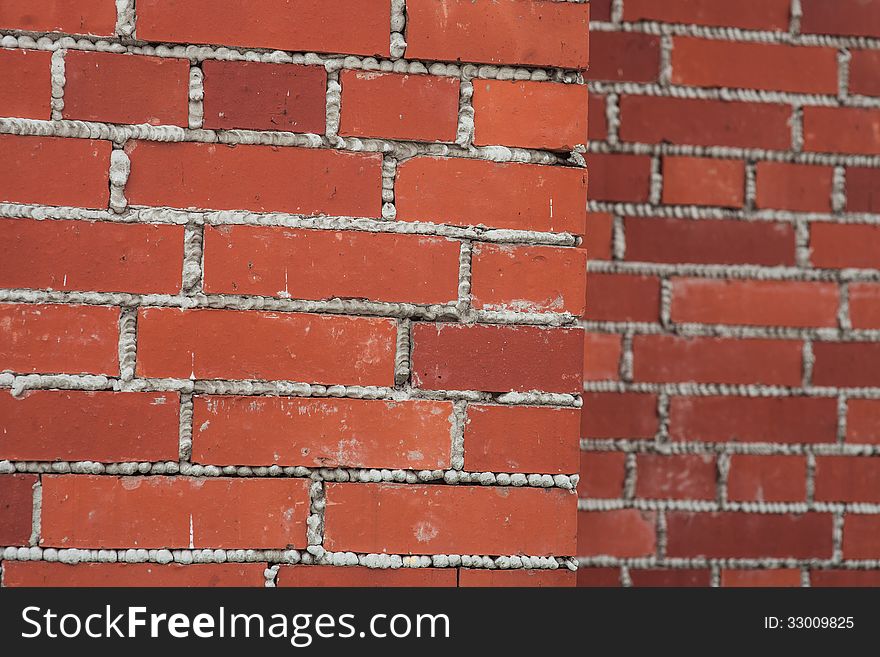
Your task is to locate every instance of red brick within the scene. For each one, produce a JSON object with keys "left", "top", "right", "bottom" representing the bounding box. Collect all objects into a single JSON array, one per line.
[
  {"left": 277, "top": 566, "right": 456, "bottom": 587},
  {"left": 0, "top": 303, "right": 119, "bottom": 375},
  {"left": 578, "top": 509, "right": 656, "bottom": 557},
  {"left": 0, "top": 218, "right": 183, "bottom": 294},
  {"left": 0, "top": 391, "right": 179, "bottom": 463},
  {"left": 721, "top": 569, "right": 801, "bottom": 587},
  {"left": 669, "top": 396, "right": 838, "bottom": 444},
  {"left": 811, "top": 223, "right": 880, "bottom": 269},
  {"left": 411, "top": 324, "right": 583, "bottom": 393},
  {"left": 629, "top": 569, "right": 711, "bottom": 587},
  {"left": 848, "top": 283, "right": 880, "bottom": 329},
  {"left": 577, "top": 568, "right": 621, "bottom": 587},
  {"left": 583, "top": 153, "right": 652, "bottom": 203},
  {"left": 666, "top": 512, "right": 834, "bottom": 559},
  {"left": 137, "top": 0, "right": 391, "bottom": 57},
  {"left": 0, "top": 48, "right": 51, "bottom": 119},
  {"left": 63, "top": 51, "right": 189, "bottom": 126},
  {"left": 846, "top": 167, "right": 880, "bottom": 213},
  {"left": 584, "top": 212, "right": 613, "bottom": 261},
  {"left": 323, "top": 483, "right": 576, "bottom": 556},
  {"left": 623, "top": 0, "right": 791, "bottom": 30},
  {"left": 136, "top": 308, "right": 396, "bottom": 385},
  {"left": 619, "top": 96, "right": 792, "bottom": 150},
  {"left": 463, "top": 404, "right": 580, "bottom": 474},
  {"left": 583, "top": 332, "right": 621, "bottom": 381},
  {"left": 812, "top": 342, "right": 880, "bottom": 388},
  {"left": 579, "top": 452, "right": 626, "bottom": 498},
  {"left": 811, "top": 570, "right": 880, "bottom": 587},
  {"left": 756, "top": 162, "right": 834, "bottom": 212},
  {"left": 0, "top": 135, "right": 110, "bottom": 208},
  {"left": 581, "top": 392, "right": 658, "bottom": 439},
  {"left": 470, "top": 243, "right": 587, "bottom": 315},
  {"left": 671, "top": 38, "right": 838, "bottom": 94},
  {"left": 396, "top": 157, "right": 587, "bottom": 235},
  {"left": 589, "top": 0, "right": 612, "bottom": 22},
  {"left": 849, "top": 50, "right": 880, "bottom": 96},
  {"left": 587, "top": 32, "right": 661, "bottom": 83},
  {"left": 633, "top": 335, "right": 803, "bottom": 386},
  {"left": 588, "top": 95, "right": 608, "bottom": 142},
  {"left": 670, "top": 278, "right": 839, "bottom": 328},
  {"left": 192, "top": 396, "right": 453, "bottom": 470},
  {"left": 201, "top": 60, "right": 327, "bottom": 133},
  {"left": 472, "top": 79, "right": 588, "bottom": 150},
  {"left": 625, "top": 217, "right": 796, "bottom": 266},
  {"left": 801, "top": 0, "right": 880, "bottom": 38},
  {"left": 125, "top": 141, "right": 381, "bottom": 218},
  {"left": 727, "top": 455, "right": 807, "bottom": 502},
  {"left": 0, "top": 0, "right": 116, "bottom": 35},
  {"left": 2, "top": 562, "right": 265, "bottom": 587},
  {"left": 0, "top": 474, "right": 36, "bottom": 546},
  {"left": 804, "top": 107, "right": 880, "bottom": 155},
  {"left": 460, "top": 569, "right": 575, "bottom": 587},
  {"left": 636, "top": 454, "right": 716, "bottom": 500},
  {"left": 842, "top": 515, "right": 880, "bottom": 559},
  {"left": 339, "top": 71, "right": 460, "bottom": 142},
  {"left": 847, "top": 399, "right": 880, "bottom": 443},
  {"left": 202, "top": 225, "right": 459, "bottom": 305},
  {"left": 814, "top": 457, "right": 880, "bottom": 503},
  {"left": 40, "top": 475, "right": 311, "bottom": 549},
  {"left": 662, "top": 156, "right": 745, "bottom": 208},
  {"left": 584, "top": 272, "right": 660, "bottom": 322},
  {"left": 406, "top": 0, "right": 590, "bottom": 69}
]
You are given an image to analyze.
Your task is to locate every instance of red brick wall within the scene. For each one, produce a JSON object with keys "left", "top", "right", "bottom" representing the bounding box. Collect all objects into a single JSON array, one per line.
[
  {"left": 0, "top": 0, "right": 588, "bottom": 587},
  {"left": 581, "top": 0, "right": 880, "bottom": 587}
]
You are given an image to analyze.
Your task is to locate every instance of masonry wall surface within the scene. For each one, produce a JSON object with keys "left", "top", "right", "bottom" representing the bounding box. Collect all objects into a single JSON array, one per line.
[
  {"left": 0, "top": 0, "right": 589, "bottom": 587},
  {"left": 581, "top": 0, "right": 880, "bottom": 587}
]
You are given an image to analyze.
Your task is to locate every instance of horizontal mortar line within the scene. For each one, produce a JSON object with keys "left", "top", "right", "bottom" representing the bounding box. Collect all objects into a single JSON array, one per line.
[
  {"left": 0, "top": 289, "right": 578, "bottom": 327},
  {"left": 0, "top": 204, "right": 579, "bottom": 248},
  {"left": 580, "top": 319, "right": 880, "bottom": 342},
  {"left": 0, "top": 374, "right": 582, "bottom": 408},
  {"left": 580, "top": 439, "right": 880, "bottom": 457},
  {"left": 586, "top": 260, "right": 880, "bottom": 283},
  {"left": 587, "top": 139, "right": 880, "bottom": 168},
  {"left": 0, "top": 547, "right": 577, "bottom": 570},
  {"left": 0, "top": 460, "right": 577, "bottom": 490},
  {"left": 588, "top": 80, "right": 880, "bottom": 109},
  {"left": 588, "top": 199, "right": 880, "bottom": 226},
  {"left": 581, "top": 381, "right": 880, "bottom": 399},
  {"left": 590, "top": 19, "right": 880, "bottom": 50},
  {"left": 0, "top": 117, "right": 575, "bottom": 167},
  {"left": 577, "top": 556, "right": 877, "bottom": 569},
  {"left": 577, "top": 498, "right": 880, "bottom": 515},
  {"left": 0, "top": 30, "right": 583, "bottom": 81}
]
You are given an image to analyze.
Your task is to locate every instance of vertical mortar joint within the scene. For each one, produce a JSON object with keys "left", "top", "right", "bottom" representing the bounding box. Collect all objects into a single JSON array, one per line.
[
  {"left": 50, "top": 49, "right": 66, "bottom": 122},
  {"left": 117, "top": 306, "right": 138, "bottom": 382},
  {"left": 390, "top": 0, "right": 408, "bottom": 59},
  {"left": 109, "top": 147, "right": 131, "bottom": 214},
  {"left": 115, "top": 0, "right": 137, "bottom": 38},
  {"left": 188, "top": 63, "right": 205, "bottom": 130}
]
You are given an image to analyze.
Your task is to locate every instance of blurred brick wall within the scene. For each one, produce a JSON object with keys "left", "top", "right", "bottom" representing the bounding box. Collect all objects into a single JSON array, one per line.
[
  {"left": 0, "top": 0, "right": 589, "bottom": 587},
  {"left": 580, "top": 0, "right": 880, "bottom": 587}
]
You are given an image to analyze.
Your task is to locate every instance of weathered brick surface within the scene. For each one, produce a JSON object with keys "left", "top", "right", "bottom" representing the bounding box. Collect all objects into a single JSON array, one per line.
[{"left": 0, "top": 1, "right": 586, "bottom": 588}]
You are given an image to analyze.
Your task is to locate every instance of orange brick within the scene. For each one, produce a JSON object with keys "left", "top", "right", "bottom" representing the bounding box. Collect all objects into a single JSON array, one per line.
[
  {"left": 463, "top": 404, "right": 580, "bottom": 474},
  {"left": 339, "top": 71, "right": 460, "bottom": 142},
  {"left": 470, "top": 243, "right": 587, "bottom": 315},
  {"left": 324, "top": 483, "right": 576, "bottom": 556},
  {"left": 472, "top": 80, "right": 588, "bottom": 150}
]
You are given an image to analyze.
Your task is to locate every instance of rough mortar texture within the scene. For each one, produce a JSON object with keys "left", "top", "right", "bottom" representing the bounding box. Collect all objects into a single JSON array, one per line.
[{"left": 0, "top": 0, "right": 590, "bottom": 588}]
